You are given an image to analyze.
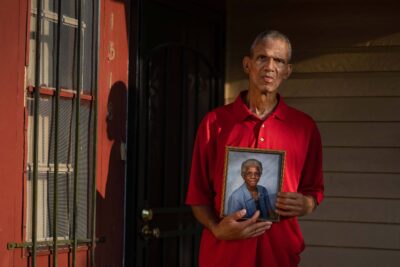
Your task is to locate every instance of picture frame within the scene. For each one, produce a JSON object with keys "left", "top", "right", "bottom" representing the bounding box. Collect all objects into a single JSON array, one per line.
[{"left": 220, "top": 146, "right": 286, "bottom": 222}]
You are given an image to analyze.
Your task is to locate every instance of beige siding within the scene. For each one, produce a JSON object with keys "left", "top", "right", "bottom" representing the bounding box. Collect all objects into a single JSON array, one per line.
[
  {"left": 301, "top": 247, "right": 400, "bottom": 267},
  {"left": 301, "top": 221, "right": 400, "bottom": 249},
  {"left": 318, "top": 122, "right": 400, "bottom": 147},
  {"left": 281, "top": 73, "right": 400, "bottom": 97},
  {"left": 285, "top": 97, "right": 400, "bottom": 121},
  {"left": 306, "top": 198, "right": 400, "bottom": 224},
  {"left": 226, "top": 0, "right": 400, "bottom": 266},
  {"left": 324, "top": 172, "right": 400, "bottom": 198}
]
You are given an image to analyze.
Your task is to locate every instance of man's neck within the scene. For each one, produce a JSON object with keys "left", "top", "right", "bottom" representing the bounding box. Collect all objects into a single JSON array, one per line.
[{"left": 246, "top": 90, "right": 278, "bottom": 120}]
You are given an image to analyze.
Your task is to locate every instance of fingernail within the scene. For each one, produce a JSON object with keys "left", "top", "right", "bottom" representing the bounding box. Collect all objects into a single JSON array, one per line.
[{"left": 241, "top": 209, "right": 247, "bottom": 215}]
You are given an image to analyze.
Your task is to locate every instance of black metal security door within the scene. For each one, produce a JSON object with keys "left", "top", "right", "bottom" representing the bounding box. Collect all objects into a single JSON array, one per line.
[
  {"left": 139, "top": 43, "right": 218, "bottom": 267},
  {"left": 125, "top": 0, "right": 225, "bottom": 266}
]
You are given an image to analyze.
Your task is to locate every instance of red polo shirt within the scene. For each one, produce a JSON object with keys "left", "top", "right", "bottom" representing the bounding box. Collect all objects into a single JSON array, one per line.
[{"left": 186, "top": 91, "right": 324, "bottom": 267}]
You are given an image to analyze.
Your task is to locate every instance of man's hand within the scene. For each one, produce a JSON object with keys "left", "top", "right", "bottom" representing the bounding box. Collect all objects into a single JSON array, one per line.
[
  {"left": 211, "top": 209, "right": 272, "bottom": 240},
  {"left": 191, "top": 206, "right": 272, "bottom": 241},
  {"left": 275, "top": 192, "right": 315, "bottom": 217}
]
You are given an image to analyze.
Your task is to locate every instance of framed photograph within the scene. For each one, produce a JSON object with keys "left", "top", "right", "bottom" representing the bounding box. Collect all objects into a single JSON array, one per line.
[{"left": 220, "top": 146, "right": 285, "bottom": 222}]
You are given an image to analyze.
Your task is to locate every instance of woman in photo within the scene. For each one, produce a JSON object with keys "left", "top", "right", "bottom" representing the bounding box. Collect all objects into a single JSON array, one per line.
[{"left": 227, "top": 159, "right": 273, "bottom": 219}]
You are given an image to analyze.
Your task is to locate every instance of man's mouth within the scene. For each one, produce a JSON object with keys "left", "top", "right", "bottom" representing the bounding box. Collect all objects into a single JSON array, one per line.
[{"left": 262, "top": 76, "right": 274, "bottom": 83}]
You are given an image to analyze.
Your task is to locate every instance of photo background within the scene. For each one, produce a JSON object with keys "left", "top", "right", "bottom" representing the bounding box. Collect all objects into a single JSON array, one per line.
[{"left": 223, "top": 149, "right": 282, "bottom": 215}]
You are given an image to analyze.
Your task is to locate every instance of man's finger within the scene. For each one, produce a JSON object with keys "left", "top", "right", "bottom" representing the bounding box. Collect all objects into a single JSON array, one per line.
[
  {"left": 249, "top": 220, "right": 272, "bottom": 234},
  {"left": 276, "top": 204, "right": 302, "bottom": 214},
  {"left": 276, "top": 201, "right": 301, "bottom": 209},
  {"left": 229, "top": 209, "right": 247, "bottom": 221},
  {"left": 240, "top": 210, "right": 260, "bottom": 227},
  {"left": 249, "top": 210, "right": 261, "bottom": 221},
  {"left": 275, "top": 209, "right": 297, "bottom": 217},
  {"left": 276, "top": 198, "right": 301, "bottom": 206},
  {"left": 255, "top": 221, "right": 273, "bottom": 230},
  {"left": 277, "top": 192, "right": 301, "bottom": 199},
  {"left": 248, "top": 221, "right": 272, "bottom": 237}
]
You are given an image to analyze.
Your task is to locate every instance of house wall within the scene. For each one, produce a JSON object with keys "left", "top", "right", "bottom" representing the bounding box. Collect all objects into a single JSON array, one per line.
[
  {"left": 226, "top": 0, "right": 400, "bottom": 266},
  {"left": 95, "top": 0, "right": 129, "bottom": 266},
  {"left": 0, "top": 0, "right": 30, "bottom": 265},
  {"left": 0, "top": 0, "right": 129, "bottom": 265}
]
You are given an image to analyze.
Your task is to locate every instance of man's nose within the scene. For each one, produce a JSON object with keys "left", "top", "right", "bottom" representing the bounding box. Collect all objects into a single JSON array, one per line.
[{"left": 264, "top": 57, "right": 275, "bottom": 70}]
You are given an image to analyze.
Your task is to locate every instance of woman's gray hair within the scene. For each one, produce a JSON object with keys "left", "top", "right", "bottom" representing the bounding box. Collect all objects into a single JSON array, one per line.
[
  {"left": 250, "top": 30, "right": 292, "bottom": 62},
  {"left": 241, "top": 158, "right": 263, "bottom": 177}
]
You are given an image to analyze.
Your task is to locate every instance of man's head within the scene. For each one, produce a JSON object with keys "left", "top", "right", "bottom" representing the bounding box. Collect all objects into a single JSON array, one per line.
[
  {"left": 249, "top": 30, "right": 292, "bottom": 62},
  {"left": 241, "top": 159, "right": 263, "bottom": 189},
  {"left": 243, "top": 30, "right": 293, "bottom": 95}
]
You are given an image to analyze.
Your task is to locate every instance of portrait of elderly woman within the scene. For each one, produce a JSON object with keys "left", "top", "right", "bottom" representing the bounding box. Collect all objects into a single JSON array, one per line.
[
  {"left": 222, "top": 147, "right": 285, "bottom": 221},
  {"left": 227, "top": 159, "right": 273, "bottom": 219}
]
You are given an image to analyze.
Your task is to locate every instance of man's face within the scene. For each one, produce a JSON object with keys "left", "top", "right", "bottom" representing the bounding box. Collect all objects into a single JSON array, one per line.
[
  {"left": 243, "top": 166, "right": 261, "bottom": 189},
  {"left": 243, "top": 38, "right": 292, "bottom": 95}
]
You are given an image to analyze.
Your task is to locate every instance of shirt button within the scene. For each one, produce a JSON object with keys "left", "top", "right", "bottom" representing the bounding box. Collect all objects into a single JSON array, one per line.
[
  {"left": 260, "top": 137, "right": 264, "bottom": 142},
  {"left": 261, "top": 124, "right": 265, "bottom": 128}
]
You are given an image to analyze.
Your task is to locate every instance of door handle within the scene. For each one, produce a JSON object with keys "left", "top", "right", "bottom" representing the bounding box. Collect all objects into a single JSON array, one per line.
[
  {"left": 142, "top": 208, "right": 153, "bottom": 222},
  {"left": 141, "top": 224, "right": 160, "bottom": 238},
  {"left": 141, "top": 208, "right": 160, "bottom": 239}
]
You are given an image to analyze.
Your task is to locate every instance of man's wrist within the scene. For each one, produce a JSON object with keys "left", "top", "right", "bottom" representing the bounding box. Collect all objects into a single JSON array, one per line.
[
  {"left": 207, "top": 219, "right": 219, "bottom": 235},
  {"left": 304, "top": 195, "right": 317, "bottom": 215},
  {"left": 311, "top": 196, "right": 318, "bottom": 212}
]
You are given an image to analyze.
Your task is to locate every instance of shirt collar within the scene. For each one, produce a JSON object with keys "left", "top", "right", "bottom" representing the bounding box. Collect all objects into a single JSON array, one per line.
[{"left": 232, "top": 90, "right": 288, "bottom": 122}]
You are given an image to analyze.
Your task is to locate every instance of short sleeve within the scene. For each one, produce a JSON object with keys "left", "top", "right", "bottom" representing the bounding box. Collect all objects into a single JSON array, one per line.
[
  {"left": 185, "top": 113, "right": 216, "bottom": 206},
  {"left": 298, "top": 122, "right": 324, "bottom": 205}
]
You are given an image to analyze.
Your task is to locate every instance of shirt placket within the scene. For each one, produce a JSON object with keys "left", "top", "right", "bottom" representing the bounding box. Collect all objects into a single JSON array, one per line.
[{"left": 255, "top": 119, "right": 268, "bottom": 148}]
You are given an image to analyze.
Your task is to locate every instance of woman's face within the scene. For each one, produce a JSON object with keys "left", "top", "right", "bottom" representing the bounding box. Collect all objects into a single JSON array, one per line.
[{"left": 243, "top": 166, "right": 261, "bottom": 189}]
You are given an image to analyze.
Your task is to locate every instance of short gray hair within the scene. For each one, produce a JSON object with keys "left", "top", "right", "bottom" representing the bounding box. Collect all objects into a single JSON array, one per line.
[
  {"left": 241, "top": 159, "right": 263, "bottom": 177},
  {"left": 249, "top": 30, "right": 292, "bottom": 62}
]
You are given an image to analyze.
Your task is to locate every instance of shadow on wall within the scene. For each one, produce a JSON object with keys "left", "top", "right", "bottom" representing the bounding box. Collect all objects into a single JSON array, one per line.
[{"left": 96, "top": 81, "right": 127, "bottom": 266}]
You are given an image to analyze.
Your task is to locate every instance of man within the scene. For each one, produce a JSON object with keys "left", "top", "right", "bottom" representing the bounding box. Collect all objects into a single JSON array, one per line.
[
  {"left": 186, "top": 30, "right": 324, "bottom": 266},
  {"left": 227, "top": 159, "right": 273, "bottom": 219}
]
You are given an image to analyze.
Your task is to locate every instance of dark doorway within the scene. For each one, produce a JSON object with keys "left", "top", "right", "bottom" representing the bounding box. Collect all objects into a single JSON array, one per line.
[{"left": 126, "top": 0, "right": 225, "bottom": 266}]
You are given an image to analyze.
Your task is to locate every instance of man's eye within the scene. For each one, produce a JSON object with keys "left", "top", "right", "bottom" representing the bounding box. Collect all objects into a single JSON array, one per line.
[{"left": 274, "top": 58, "right": 286, "bottom": 64}]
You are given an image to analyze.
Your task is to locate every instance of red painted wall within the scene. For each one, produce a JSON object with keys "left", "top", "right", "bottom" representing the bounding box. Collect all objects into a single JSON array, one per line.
[
  {"left": 0, "top": 0, "right": 130, "bottom": 265},
  {"left": 95, "top": 0, "right": 129, "bottom": 266},
  {"left": 0, "top": 0, "right": 28, "bottom": 265}
]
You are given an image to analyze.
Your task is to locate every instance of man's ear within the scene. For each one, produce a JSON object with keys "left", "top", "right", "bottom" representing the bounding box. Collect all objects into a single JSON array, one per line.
[
  {"left": 243, "top": 56, "right": 250, "bottom": 74},
  {"left": 283, "top": 64, "right": 293, "bottom": 79}
]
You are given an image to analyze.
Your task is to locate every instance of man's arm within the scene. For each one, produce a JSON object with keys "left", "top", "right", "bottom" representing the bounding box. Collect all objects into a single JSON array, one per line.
[
  {"left": 275, "top": 119, "right": 323, "bottom": 218},
  {"left": 191, "top": 205, "right": 272, "bottom": 240}
]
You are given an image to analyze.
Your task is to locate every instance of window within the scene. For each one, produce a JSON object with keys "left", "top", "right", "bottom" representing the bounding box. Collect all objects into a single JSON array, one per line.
[{"left": 26, "top": 0, "right": 98, "bottom": 251}]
